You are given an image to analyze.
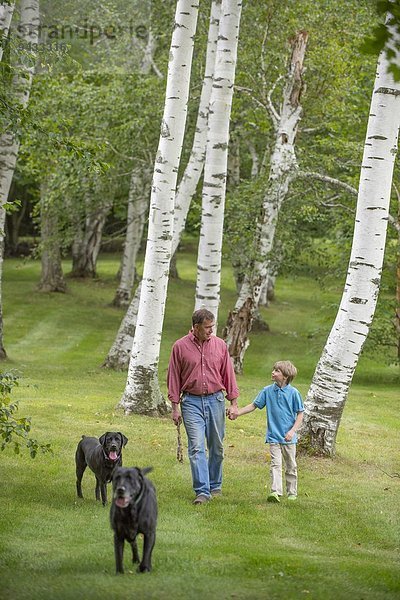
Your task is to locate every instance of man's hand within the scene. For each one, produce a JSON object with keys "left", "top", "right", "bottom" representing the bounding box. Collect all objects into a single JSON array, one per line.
[
  {"left": 227, "top": 402, "right": 239, "bottom": 420},
  {"left": 172, "top": 402, "right": 182, "bottom": 425}
]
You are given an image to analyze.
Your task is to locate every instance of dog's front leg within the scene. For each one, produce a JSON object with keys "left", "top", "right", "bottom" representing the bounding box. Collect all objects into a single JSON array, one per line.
[
  {"left": 100, "top": 482, "right": 107, "bottom": 506},
  {"left": 95, "top": 478, "right": 101, "bottom": 502},
  {"left": 138, "top": 532, "right": 155, "bottom": 573},
  {"left": 130, "top": 537, "right": 140, "bottom": 564},
  {"left": 114, "top": 534, "right": 125, "bottom": 574}
]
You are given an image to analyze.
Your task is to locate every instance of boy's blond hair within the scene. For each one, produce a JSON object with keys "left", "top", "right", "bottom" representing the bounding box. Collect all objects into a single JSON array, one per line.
[{"left": 274, "top": 360, "right": 297, "bottom": 384}]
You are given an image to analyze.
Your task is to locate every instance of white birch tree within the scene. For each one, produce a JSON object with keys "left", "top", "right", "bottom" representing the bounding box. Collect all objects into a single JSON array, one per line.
[
  {"left": 103, "top": 0, "right": 220, "bottom": 367},
  {"left": 0, "top": 2, "right": 14, "bottom": 63},
  {"left": 223, "top": 31, "right": 308, "bottom": 370},
  {"left": 71, "top": 199, "right": 112, "bottom": 278},
  {"left": 0, "top": 0, "right": 39, "bottom": 358},
  {"left": 299, "top": 17, "right": 400, "bottom": 457},
  {"left": 37, "top": 184, "right": 66, "bottom": 293},
  {"left": 118, "top": 0, "right": 199, "bottom": 415},
  {"left": 195, "top": 0, "right": 242, "bottom": 321},
  {"left": 172, "top": 0, "right": 221, "bottom": 255},
  {"left": 112, "top": 168, "right": 148, "bottom": 307}
]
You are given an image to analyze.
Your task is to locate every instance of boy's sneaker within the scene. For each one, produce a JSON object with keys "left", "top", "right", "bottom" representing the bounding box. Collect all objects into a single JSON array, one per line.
[
  {"left": 267, "top": 492, "right": 280, "bottom": 503},
  {"left": 287, "top": 495, "right": 297, "bottom": 501},
  {"left": 210, "top": 489, "right": 222, "bottom": 497}
]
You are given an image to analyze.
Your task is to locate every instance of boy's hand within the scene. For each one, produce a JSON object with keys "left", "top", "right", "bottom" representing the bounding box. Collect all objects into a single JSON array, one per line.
[
  {"left": 285, "top": 429, "right": 295, "bottom": 442},
  {"left": 226, "top": 406, "right": 238, "bottom": 420}
]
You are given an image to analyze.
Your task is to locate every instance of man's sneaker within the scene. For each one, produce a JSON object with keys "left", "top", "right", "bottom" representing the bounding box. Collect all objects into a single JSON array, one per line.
[
  {"left": 287, "top": 495, "right": 297, "bottom": 501},
  {"left": 210, "top": 489, "right": 222, "bottom": 497},
  {"left": 267, "top": 492, "right": 280, "bottom": 503},
  {"left": 193, "top": 494, "right": 210, "bottom": 505}
]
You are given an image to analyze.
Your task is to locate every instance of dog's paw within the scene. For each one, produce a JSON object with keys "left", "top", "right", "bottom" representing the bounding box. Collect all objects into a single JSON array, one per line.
[{"left": 137, "top": 564, "right": 151, "bottom": 573}]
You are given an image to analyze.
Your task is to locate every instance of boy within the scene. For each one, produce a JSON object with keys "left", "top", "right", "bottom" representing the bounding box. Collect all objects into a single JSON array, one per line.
[{"left": 229, "top": 361, "right": 304, "bottom": 502}]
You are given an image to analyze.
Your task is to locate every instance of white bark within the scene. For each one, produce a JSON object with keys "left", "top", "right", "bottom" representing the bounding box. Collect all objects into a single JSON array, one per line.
[
  {"left": 0, "top": 2, "right": 14, "bottom": 63},
  {"left": 300, "top": 20, "right": 400, "bottom": 456},
  {"left": 119, "top": 0, "right": 199, "bottom": 415},
  {"left": 171, "top": 0, "right": 221, "bottom": 255},
  {"left": 38, "top": 185, "right": 66, "bottom": 293},
  {"left": 0, "top": 0, "right": 39, "bottom": 358},
  {"left": 223, "top": 31, "right": 308, "bottom": 372},
  {"left": 104, "top": 282, "right": 142, "bottom": 370},
  {"left": 195, "top": 0, "right": 242, "bottom": 320},
  {"left": 248, "top": 141, "right": 259, "bottom": 178},
  {"left": 71, "top": 201, "right": 112, "bottom": 278},
  {"left": 112, "top": 169, "right": 148, "bottom": 307},
  {"left": 0, "top": 0, "right": 39, "bottom": 205},
  {"left": 104, "top": 0, "right": 219, "bottom": 367}
]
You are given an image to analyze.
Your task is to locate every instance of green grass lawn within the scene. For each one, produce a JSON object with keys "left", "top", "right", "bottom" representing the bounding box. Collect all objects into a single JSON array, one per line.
[{"left": 0, "top": 252, "right": 399, "bottom": 600}]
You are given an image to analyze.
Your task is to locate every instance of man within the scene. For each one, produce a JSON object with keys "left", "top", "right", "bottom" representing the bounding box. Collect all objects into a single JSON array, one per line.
[{"left": 167, "top": 308, "right": 239, "bottom": 505}]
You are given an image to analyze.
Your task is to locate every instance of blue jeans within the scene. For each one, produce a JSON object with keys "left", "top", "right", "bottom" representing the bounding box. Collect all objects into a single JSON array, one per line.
[{"left": 181, "top": 391, "right": 225, "bottom": 498}]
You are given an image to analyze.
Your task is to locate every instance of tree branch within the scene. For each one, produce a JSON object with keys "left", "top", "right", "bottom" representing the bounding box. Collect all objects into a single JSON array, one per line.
[
  {"left": 294, "top": 171, "right": 400, "bottom": 232},
  {"left": 295, "top": 170, "right": 358, "bottom": 195},
  {"left": 234, "top": 85, "right": 268, "bottom": 112},
  {"left": 266, "top": 74, "right": 283, "bottom": 129}
]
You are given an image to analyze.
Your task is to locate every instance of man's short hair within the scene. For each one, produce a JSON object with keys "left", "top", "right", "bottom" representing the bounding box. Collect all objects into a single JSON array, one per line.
[
  {"left": 274, "top": 360, "right": 297, "bottom": 383},
  {"left": 192, "top": 308, "right": 215, "bottom": 327}
]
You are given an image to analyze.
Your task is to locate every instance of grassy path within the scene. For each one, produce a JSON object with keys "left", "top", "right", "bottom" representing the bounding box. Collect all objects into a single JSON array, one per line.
[{"left": 0, "top": 255, "right": 398, "bottom": 599}]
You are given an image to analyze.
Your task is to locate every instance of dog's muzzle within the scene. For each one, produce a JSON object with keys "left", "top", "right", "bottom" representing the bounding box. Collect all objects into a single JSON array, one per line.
[{"left": 114, "top": 486, "right": 131, "bottom": 508}]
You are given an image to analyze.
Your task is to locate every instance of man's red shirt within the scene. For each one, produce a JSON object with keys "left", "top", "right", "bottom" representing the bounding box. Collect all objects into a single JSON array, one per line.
[{"left": 167, "top": 331, "right": 239, "bottom": 404}]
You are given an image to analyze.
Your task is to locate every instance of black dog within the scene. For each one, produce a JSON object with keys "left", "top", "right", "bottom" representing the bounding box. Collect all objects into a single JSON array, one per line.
[
  {"left": 75, "top": 432, "right": 128, "bottom": 506},
  {"left": 110, "top": 466, "right": 157, "bottom": 574}
]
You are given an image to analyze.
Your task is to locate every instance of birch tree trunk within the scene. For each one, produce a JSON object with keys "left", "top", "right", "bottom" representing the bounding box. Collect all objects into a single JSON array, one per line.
[
  {"left": 396, "top": 189, "right": 400, "bottom": 360},
  {"left": 223, "top": 31, "right": 308, "bottom": 372},
  {"left": 70, "top": 201, "right": 112, "bottom": 278},
  {"left": 171, "top": 0, "right": 221, "bottom": 256},
  {"left": 118, "top": 0, "right": 199, "bottom": 415},
  {"left": 37, "top": 185, "right": 66, "bottom": 293},
  {"left": 0, "top": 2, "right": 14, "bottom": 63},
  {"left": 299, "top": 21, "right": 400, "bottom": 457},
  {"left": 103, "top": 281, "right": 142, "bottom": 369},
  {"left": 0, "top": 0, "right": 39, "bottom": 359},
  {"left": 112, "top": 169, "right": 148, "bottom": 307},
  {"left": 195, "top": 0, "right": 242, "bottom": 320},
  {"left": 103, "top": 0, "right": 219, "bottom": 368}
]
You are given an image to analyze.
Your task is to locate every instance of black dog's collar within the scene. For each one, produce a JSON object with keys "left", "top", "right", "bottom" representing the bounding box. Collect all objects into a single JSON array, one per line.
[{"left": 134, "top": 481, "right": 145, "bottom": 506}]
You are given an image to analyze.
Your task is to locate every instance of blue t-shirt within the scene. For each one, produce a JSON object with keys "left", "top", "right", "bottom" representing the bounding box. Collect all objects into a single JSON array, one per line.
[{"left": 253, "top": 383, "right": 304, "bottom": 444}]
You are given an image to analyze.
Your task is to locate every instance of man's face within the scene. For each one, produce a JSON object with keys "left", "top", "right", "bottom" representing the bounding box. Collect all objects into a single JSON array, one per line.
[{"left": 193, "top": 319, "right": 215, "bottom": 342}]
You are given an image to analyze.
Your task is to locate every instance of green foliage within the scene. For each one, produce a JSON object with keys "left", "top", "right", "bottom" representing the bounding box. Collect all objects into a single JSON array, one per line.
[
  {"left": 0, "top": 371, "right": 52, "bottom": 458},
  {"left": 224, "top": 0, "right": 376, "bottom": 275},
  {"left": 361, "top": 0, "right": 400, "bottom": 81}
]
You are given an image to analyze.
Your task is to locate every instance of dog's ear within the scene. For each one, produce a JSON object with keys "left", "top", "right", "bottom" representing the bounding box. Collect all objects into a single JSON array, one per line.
[
  {"left": 119, "top": 433, "right": 128, "bottom": 447},
  {"left": 141, "top": 467, "right": 153, "bottom": 476},
  {"left": 112, "top": 466, "right": 123, "bottom": 482},
  {"left": 99, "top": 433, "right": 108, "bottom": 446}
]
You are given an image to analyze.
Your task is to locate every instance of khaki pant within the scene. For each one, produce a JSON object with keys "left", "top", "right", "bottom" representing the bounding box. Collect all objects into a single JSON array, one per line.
[{"left": 269, "top": 443, "right": 297, "bottom": 496}]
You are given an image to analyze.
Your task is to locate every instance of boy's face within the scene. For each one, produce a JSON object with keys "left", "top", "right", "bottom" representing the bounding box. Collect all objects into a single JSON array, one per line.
[{"left": 271, "top": 367, "right": 287, "bottom": 387}]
